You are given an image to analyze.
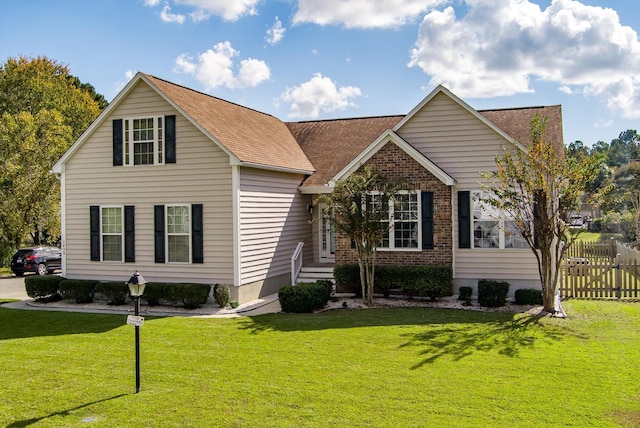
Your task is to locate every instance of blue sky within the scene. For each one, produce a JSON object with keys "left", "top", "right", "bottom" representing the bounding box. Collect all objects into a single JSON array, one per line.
[{"left": 1, "top": 0, "right": 639, "bottom": 146}]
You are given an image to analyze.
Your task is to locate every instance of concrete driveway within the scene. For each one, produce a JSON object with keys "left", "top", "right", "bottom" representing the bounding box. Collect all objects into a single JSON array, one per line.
[{"left": 0, "top": 276, "right": 29, "bottom": 300}]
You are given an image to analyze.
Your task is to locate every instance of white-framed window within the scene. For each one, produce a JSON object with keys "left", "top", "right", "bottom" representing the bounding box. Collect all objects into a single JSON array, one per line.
[
  {"left": 472, "top": 191, "right": 528, "bottom": 249},
  {"left": 166, "top": 204, "right": 190, "bottom": 263},
  {"left": 123, "top": 117, "right": 164, "bottom": 166},
  {"left": 374, "top": 190, "right": 421, "bottom": 250},
  {"left": 101, "top": 206, "right": 123, "bottom": 261}
]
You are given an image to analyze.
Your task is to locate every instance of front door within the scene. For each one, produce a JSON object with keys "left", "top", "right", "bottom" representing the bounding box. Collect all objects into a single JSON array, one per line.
[{"left": 319, "top": 203, "right": 335, "bottom": 263}]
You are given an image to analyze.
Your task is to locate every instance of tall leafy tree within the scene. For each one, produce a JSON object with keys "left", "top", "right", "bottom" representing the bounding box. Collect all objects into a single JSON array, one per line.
[
  {"left": 320, "top": 166, "right": 399, "bottom": 305},
  {"left": 607, "top": 162, "right": 640, "bottom": 244},
  {"left": 0, "top": 56, "right": 104, "bottom": 252},
  {"left": 482, "top": 116, "right": 590, "bottom": 316}
]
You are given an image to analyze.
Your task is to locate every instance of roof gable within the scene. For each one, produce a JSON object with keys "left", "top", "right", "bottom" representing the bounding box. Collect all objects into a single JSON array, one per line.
[
  {"left": 394, "top": 85, "right": 528, "bottom": 152},
  {"left": 333, "top": 130, "right": 455, "bottom": 187},
  {"left": 54, "top": 72, "right": 314, "bottom": 174}
]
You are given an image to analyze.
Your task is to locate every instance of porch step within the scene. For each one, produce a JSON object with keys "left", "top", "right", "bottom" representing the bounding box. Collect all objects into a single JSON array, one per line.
[{"left": 296, "top": 265, "right": 335, "bottom": 284}]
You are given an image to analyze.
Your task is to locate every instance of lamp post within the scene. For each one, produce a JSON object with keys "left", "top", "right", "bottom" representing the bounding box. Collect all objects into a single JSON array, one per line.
[{"left": 126, "top": 271, "right": 147, "bottom": 393}]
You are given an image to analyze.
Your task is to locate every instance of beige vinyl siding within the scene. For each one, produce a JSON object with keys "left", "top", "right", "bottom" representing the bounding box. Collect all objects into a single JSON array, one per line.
[
  {"left": 63, "top": 80, "right": 234, "bottom": 284},
  {"left": 398, "top": 92, "right": 538, "bottom": 281},
  {"left": 239, "top": 168, "right": 310, "bottom": 285}
]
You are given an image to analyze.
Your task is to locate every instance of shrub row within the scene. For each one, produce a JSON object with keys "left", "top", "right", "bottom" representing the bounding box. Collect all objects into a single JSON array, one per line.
[
  {"left": 139, "top": 282, "right": 211, "bottom": 309},
  {"left": 278, "top": 280, "right": 333, "bottom": 313},
  {"left": 24, "top": 276, "right": 211, "bottom": 309},
  {"left": 334, "top": 264, "right": 452, "bottom": 300}
]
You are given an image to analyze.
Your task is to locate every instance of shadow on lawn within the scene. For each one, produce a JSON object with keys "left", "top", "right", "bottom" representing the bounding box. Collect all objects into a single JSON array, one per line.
[
  {"left": 6, "top": 394, "right": 127, "bottom": 427},
  {"left": 0, "top": 308, "right": 125, "bottom": 341},
  {"left": 399, "top": 314, "right": 564, "bottom": 368},
  {"left": 239, "top": 307, "right": 570, "bottom": 364}
]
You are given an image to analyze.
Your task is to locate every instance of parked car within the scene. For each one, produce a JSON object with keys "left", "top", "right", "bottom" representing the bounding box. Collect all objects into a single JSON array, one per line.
[{"left": 10, "top": 246, "right": 62, "bottom": 276}]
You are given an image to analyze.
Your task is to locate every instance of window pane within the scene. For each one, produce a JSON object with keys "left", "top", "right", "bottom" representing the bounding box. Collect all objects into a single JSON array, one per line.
[
  {"left": 474, "top": 220, "right": 499, "bottom": 248},
  {"left": 102, "top": 207, "right": 122, "bottom": 234},
  {"left": 102, "top": 235, "right": 122, "bottom": 261},
  {"left": 504, "top": 221, "right": 528, "bottom": 248},
  {"left": 392, "top": 193, "right": 418, "bottom": 248},
  {"left": 167, "top": 206, "right": 189, "bottom": 233},
  {"left": 168, "top": 235, "right": 190, "bottom": 263},
  {"left": 134, "top": 141, "right": 154, "bottom": 165}
]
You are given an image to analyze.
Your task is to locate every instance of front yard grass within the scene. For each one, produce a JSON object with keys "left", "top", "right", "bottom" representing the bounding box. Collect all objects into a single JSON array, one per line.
[{"left": 1, "top": 300, "right": 639, "bottom": 427}]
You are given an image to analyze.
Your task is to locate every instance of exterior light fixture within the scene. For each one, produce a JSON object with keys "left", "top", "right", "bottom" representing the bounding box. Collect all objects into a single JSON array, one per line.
[{"left": 126, "top": 271, "right": 147, "bottom": 393}]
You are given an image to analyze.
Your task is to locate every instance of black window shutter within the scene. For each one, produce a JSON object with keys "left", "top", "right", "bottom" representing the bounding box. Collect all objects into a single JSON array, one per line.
[
  {"left": 192, "top": 204, "right": 203, "bottom": 263},
  {"left": 113, "top": 119, "right": 123, "bottom": 166},
  {"left": 90, "top": 206, "right": 100, "bottom": 261},
  {"left": 124, "top": 206, "right": 135, "bottom": 263},
  {"left": 421, "top": 192, "right": 434, "bottom": 250},
  {"left": 165, "top": 115, "right": 176, "bottom": 164},
  {"left": 458, "top": 191, "right": 471, "bottom": 249},
  {"left": 154, "top": 205, "right": 166, "bottom": 263}
]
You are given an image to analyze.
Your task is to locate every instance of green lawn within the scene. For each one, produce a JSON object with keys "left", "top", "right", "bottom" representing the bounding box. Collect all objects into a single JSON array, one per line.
[{"left": 1, "top": 301, "right": 639, "bottom": 427}]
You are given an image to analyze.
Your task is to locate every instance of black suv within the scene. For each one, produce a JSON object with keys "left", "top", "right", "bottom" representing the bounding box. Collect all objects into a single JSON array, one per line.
[{"left": 10, "top": 246, "right": 62, "bottom": 276}]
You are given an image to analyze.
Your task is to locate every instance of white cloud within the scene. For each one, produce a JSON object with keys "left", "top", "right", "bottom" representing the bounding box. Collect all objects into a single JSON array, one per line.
[
  {"left": 266, "top": 17, "right": 286, "bottom": 46},
  {"left": 115, "top": 70, "right": 135, "bottom": 92},
  {"left": 160, "top": 5, "right": 186, "bottom": 24},
  {"left": 558, "top": 85, "right": 573, "bottom": 95},
  {"left": 189, "top": 9, "right": 210, "bottom": 23},
  {"left": 144, "top": 0, "right": 161, "bottom": 6},
  {"left": 595, "top": 119, "right": 614, "bottom": 128},
  {"left": 280, "top": 73, "right": 362, "bottom": 118},
  {"left": 408, "top": 0, "right": 640, "bottom": 119},
  {"left": 174, "top": 41, "right": 271, "bottom": 90},
  {"left": 293, "top": 0, "right": 447, "bottom": 29},
  {"left": 175, "top": 0, "right": 259, "bottom": 21}
]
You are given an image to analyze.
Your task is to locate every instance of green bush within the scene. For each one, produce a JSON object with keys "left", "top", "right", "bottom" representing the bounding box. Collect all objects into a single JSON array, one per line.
[
  {"left": 279, "top": 280, "right": 333, "bottom": 313},
  {"left": 167, "top": 283, "right": 211, "bottom": 309},
  {"left": 477, "top": 279, "right": 510, "bottom": 308},
  {"left": 24, "top": 275, "right": 64, "bottom": 302},
  {"left": 401, "top": 266, "right": 452, "bottom": 300},
  {"left": 458, "top": 286, "right": 472, "bottom": 301},
  {"left": 214, "top": 284, "right": 231, "bottom": 308},
  {"left": 95, "top": 281, "right": 129, "bottom": 305},
  {"left": 59, "top": 279, "right": 97, "bottom": 303},
  {"left": 514, "top": 288, "right": 543, "bottom": 305},
  {"left": 333, "top": 264, "right": 361, "bottom": 295},
  {"left": 141, "top": 282, "right": 168, "bottom": 306},
  {"left": 333, "top": 264, "right": 452, "bottom": 300}
]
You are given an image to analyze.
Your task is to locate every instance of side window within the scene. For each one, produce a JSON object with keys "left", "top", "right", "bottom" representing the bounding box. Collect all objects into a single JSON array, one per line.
[
  {"left": 90, "top": 206, "right": 135, "bottom": 262},
  {"left": 154, "top": 204, "right": 203, "bottom": 264}
]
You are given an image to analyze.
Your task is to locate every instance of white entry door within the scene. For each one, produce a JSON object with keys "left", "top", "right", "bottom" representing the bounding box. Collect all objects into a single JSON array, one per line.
[{"left": 319, "top": 203, "right": 335, "bottom": 262}]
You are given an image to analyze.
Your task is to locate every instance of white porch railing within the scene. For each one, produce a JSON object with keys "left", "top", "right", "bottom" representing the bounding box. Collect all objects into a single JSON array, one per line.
[{"left": 291, "top": 242, "right": 304, "bottom": 285}]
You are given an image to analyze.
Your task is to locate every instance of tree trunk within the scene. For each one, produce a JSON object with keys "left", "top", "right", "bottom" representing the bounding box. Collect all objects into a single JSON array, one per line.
[{"left": 540, "top": 236, "right": 565, "bottom": 317}]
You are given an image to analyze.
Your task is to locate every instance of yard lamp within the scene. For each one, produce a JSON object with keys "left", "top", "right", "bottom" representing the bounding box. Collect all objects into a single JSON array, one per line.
[{"left": 126, "top": 271, "right": 147, "bottom": 393}]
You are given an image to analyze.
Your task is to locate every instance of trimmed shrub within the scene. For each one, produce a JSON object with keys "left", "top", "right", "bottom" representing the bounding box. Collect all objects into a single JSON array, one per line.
[
  {"left": 333, "top": 264, "right": 360, "bottom": 295},
  {"left": 141, "top": 282, "right": 168, "bottom": 306},
  {"left": 458, "top": 286, "right": 472, "bottom": 301},
  {"left": 279, "top": 280, "right": 333, "bottom": 313},
  {"left": 95, "top": 281, "right": 129, "bottom": 305},
  {"left": 59, "top": 279, "right": 97, "bottom": 303},
  {"left": 214, "top": 284, "right": 231, "bottom": 308},
  {"left": 514, "top": 288, "right": 543, "bottom": 305},
  {"left": 477, "top": 279, "right": 510, "bottom": 308},
  {"left": 167, "top": 283, "right": 211, "bottom": 309},
  {"left": 403, "top": 266, "right": 453, "bottom": 300},
  {"left": 24, "top": 275, "right": 64, "bottom": 302},
  {"left": 333, "top": 264, "right": 452, "bottom": 300}
]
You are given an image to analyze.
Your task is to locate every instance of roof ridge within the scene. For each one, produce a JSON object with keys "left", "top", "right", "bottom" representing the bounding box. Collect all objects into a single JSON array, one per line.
[
  {"left": 286, "top": 114, "right": 404, "bottom": 125},
  {"left": 479, "top": 105, "right": 561, "bottom": 112},
  {"left": 143, "top": 73, "right": 279, "bottom": 120}
]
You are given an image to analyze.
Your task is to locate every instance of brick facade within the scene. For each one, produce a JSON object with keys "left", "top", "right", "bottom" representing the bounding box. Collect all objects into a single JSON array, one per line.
[{"left": 334, "top": 142, "right": 453, "bottom": 267}]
